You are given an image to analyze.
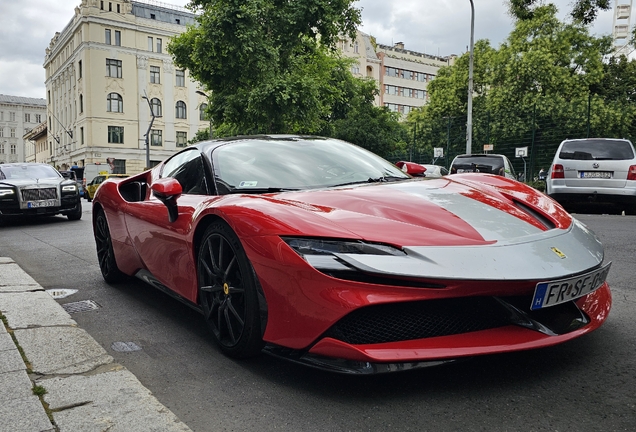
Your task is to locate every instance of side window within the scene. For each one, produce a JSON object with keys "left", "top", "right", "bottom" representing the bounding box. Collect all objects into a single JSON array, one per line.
[{"left": 161, "top": 150, "right": 208, "bottom": 195}]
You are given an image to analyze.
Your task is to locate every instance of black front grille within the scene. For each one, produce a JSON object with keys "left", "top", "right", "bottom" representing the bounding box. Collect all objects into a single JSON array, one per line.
[
  {"left": 21, "top": 188, "right": 57, "bottom": 201},
  {"left": 325, "top": 297, "right": 511, "bottom": 345}
]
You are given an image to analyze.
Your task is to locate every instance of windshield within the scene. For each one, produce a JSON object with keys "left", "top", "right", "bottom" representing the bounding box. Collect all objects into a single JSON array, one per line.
[
  {"left": 210, "top": 137, "right": 409, "bottom": 192},
  {"left": 0, "top": 164, "right": 61, "bottom": 180},
  {"left": 559, "top": 140, "right": 635, "bottom": 160}
]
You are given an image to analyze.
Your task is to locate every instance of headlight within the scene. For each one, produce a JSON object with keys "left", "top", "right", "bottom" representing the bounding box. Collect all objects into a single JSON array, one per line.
[
  {"left": 282, "top": 237, "right": 405, "bottom": 271},
  {"left": 62, "top": 185, "right": 77, "bottom": 192},
  {"left": 0, "top": 188, "right": 15, "bottom": 197}
]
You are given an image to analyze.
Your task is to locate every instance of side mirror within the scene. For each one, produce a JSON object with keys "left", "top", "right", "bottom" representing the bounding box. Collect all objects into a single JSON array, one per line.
[
  {"left": 396, "top": 161, "right": 427, "bottom": 177},
  {"left": 151, "top": 178, "right": 182, "bottom": 223}
]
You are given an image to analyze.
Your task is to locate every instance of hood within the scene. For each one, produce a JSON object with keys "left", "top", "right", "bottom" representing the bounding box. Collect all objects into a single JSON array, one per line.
[{"left": 232, "top": 177, "right": 569, "bottom": 248}]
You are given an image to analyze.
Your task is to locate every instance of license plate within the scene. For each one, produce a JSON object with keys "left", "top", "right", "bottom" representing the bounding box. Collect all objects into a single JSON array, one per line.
[
  {"left": 27, "top": 199, "right": 57, "bottom": 208},
  {"left": 530, "top": 262, "right": 611, "bottom": 310},
  {"left": 580, "top": 171, "right": 611, "bottom": 179}
]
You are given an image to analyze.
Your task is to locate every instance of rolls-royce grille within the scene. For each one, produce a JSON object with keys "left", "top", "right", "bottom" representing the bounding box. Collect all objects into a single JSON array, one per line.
[
  {"left": 324, "top": 297, "right": 511, "bottom": 345},
  {"left": 21, "top": 188, "right": 58, "bottom": 201}
]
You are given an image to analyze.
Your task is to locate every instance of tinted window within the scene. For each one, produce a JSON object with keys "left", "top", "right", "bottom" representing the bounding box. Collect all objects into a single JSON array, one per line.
[
  {"left": 451, "top": 156, "right": 505, "bottom": 175},
  {"left": 559, "top": 140, "right": 635, "bottom": 160},
  {"left": 161, "top": 150, "right": 208, "bottom": 195},
  {"left": 210, "top": 138, "right": 409, "bottom": 192}
]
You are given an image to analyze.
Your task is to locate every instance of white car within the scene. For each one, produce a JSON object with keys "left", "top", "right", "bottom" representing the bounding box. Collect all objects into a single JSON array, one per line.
[{"left": 546, "top": 138, "right": 636, "bottom": 215}]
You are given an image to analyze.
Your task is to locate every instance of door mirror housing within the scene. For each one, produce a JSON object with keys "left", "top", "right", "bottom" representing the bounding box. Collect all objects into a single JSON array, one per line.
[{"left": 151, "top": 178, "right": 182, "bottom": 222}]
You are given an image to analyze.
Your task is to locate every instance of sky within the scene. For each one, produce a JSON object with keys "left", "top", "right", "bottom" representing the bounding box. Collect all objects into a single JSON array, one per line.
[{"left": 0, "top": 0, "right": 617, "bottom": 99}]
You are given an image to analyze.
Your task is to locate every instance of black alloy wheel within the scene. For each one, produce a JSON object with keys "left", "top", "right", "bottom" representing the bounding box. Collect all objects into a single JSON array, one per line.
[
  {"left": 94, "top": 208, "right": 126, "bottom": 283},
  {"left": 67, "top": 200, "right": 82, "bottom": 221},
  {"left": 197, "top": 221, "right": 263, "bottom": 358}
]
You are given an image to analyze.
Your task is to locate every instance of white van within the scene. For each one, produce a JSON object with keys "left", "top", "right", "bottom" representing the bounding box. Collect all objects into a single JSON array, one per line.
[{"left": 82, "top": 163, "right": 112, "bottom": 189}]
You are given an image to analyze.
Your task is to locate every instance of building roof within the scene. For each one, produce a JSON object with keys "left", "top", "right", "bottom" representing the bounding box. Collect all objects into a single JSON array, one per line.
[{"left": 0, "top": 94, "right": 46, "bottom": 106}]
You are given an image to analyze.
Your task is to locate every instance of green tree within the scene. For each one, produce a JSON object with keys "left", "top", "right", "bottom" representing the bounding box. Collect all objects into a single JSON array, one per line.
[
  {"left": 507, "top": 0, "right": 611, "bottom": 24},
  {"left": 169, "top": 0, "right": 361, "bottom": 134}
]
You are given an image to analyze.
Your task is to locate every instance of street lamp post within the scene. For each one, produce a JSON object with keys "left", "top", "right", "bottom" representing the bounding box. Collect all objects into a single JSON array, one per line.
[
  {"left": 467, "top": 0, "right": 475, "bottom": 155},
  {"left": 141, "top": 92, "right": 157, "bottom": 169}
]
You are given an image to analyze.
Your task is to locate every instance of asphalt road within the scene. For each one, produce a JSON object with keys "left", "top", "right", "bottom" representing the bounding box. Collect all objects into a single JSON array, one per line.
[{"left": 1, "top": 203, "right": 635, "bottom": 432}]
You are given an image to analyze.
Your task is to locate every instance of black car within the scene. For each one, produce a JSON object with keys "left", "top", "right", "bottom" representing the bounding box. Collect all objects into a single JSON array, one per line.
[{"left": 0, "top": 163, "right": 82, "bottom": 223}]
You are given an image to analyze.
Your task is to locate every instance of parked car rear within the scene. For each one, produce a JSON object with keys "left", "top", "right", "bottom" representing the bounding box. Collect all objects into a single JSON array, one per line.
[
  {"left": 546, "top": 138, "right": 636, "bottom": 214},
  {"left": 450, "top": 154, "right": 516, "bottom": 180}
]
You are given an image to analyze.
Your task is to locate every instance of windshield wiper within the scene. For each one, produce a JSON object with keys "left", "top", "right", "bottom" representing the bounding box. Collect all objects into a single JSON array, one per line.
[
  {"left": 228, "top": 187, "right": 301, "bottom": 194},
  {"left": 333, "top": 176, "right": 408, "bottom": 187}
]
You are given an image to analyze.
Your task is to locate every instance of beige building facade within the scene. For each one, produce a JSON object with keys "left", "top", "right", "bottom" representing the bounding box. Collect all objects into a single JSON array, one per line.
[
  {"left": 44, "top": 0, "right": 208, "bottom": 173},
  {"left": 339, "top": 31, "right": 456, "bottom": 115},
  {"left": 23, "top": 121, "right": 49, "bottom": 163},
  {"left": 0, "top": 95, "right": 46, "bottom": 164}
]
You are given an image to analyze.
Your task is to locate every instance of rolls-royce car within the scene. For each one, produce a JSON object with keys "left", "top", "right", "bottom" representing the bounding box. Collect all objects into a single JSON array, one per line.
[
  {"left": 0, "top": 163, "right": 82, "bottom": 223},
  {"left": 92, "top": 136, "right": 611, "bottom": 374}
]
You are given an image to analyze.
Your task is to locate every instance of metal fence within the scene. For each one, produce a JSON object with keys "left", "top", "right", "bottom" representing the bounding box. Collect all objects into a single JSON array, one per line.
[{"left": 387, "top": 98, "right": 636, "bottom": 181}]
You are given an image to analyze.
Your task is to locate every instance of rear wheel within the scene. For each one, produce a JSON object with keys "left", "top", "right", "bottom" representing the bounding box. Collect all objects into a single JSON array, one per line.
[
  {"left": 197, "top": 221, "right": 263, "bottom": 358},
  {"left": 94, "top": 208, "right": 126, "bottom": 283}
]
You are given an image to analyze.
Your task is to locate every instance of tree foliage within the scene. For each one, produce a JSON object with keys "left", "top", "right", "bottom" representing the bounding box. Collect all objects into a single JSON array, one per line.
[
  {"left": 406, "top": 5, "right": 630, "bottom": 174},
  {"left": 169, "top": 0, "right": 361, "bottom": 134},
  {"left": 507, "top": 0, "right": 611, "bottom": 25}
]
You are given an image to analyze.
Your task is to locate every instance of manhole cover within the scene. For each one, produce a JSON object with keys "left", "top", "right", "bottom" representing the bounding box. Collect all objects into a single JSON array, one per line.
[
  {"left": 61, "top": 300, "right": 100, "bottom": 314},
  {"left": 111, "top": 341, "right": 142, "bottom": 352},
  {"left": 46, "top": 289, "right": 78, "bottom": 299}
]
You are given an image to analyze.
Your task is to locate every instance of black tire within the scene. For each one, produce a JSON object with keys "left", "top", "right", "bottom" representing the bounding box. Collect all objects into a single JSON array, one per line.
[
  {"left": 67, "top": 200, "right": 82, "bottom": 221},
  {"left": 197, "top": 221, "right": 264, "bottom": 358},
  {"left": 86, "top": 192, "right": 92, "bottom": 202},
  {"left": 94, "top": 208, "right": 126, "bottom": 283}
]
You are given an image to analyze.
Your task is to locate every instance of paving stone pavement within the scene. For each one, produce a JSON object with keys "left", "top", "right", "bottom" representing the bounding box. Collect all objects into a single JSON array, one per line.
[{"left": 0, "top": 257, "right": 192, "bottom": 432}]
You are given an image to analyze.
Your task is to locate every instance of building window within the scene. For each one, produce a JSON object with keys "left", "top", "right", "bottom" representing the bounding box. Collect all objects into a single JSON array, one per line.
[
  {"left": 385, "top": 85, "right": 398, "bottom": 95},
  {"left": 78, "top": 60, "right": 82, "bottom": 79},
  {"left": 150, "top": 13, "right": 156, "bottom": 19},
  {"left": 113, "top": 159, "right": 126, "bottom": 174},
  {"left": 156, "top": 38, "right": 162, "bottom": 53},
  {"left": 117, "top": 4, "right": 120, "bottom": 13},
  {"left": 109, "top": 2, "right": 112, "bottom": 11},
  {"left": 107, "top": 93, "right": 123, "bottom": 112},
  {"left": 10, "top": 128, "right": 16, "bottom": 137},
  {"left": 0, "top": 127, "right": 3, "bottom": 137},
  {"left": 150, "top": 129, "right": 162, "bottom": 146},
  {"left": 10, "top": 144, "right": 16, "bottom": 155},
  {"left": 416, "top": 89, "right": 426, "bottom": 99},
  {"left": 150, "top": 66, "right": 160, "bottom": 84},
  {"left": 176, "top": 131, "right": 187, "bottom": 147},
  {"left": 10, "top": 112, "right": 15, "bottom": 121},
  {"left": 384, "top": 103, "right": 399, "bottom": 112},
  {"left": 354, "top": 41, "right": 359, "bottom": 53},
  {"left": 175, "top": 101, "right": 187, "bottom": 119},
  {"left": 175, "top": 18, "right": 180, "bottom": 24},
  {"left": 0, "top": 144, "right": 4, "bottom": 154},
  {"left": 79, "top": 94, "right": 84, "bottom": 113},
  {"left": 108, "top": 126, "right": 124, "bottom": 143},
  {"left": 176, "top": 69, "right": 185, "bottom": 87},
  {"left": 35, "top": 114, "right": 41, "bottom": 123},
  {"left": 100, "top": 1, "right": 103, "bottom": 10},
  {"left": 385, "top": 67, "right": 398, "bottom": 77},
  {"left": 148, "top": 36, "right": 153, "bottom": 51},
  {"left": 106, "top": 59, "right": 122, "bottom": 78},
  {"left": 105, "top": 29, "right": 111, "bottom": 45},
  {"left": 199, "top": 103, "right": 208, "bottom": 120},
  {"left": 351, "top": 64, "right": 360, "bottom": 74},
  {"left": 115, "top": 30, "right": 121, "bottom": 46},
  {"left": 25, "top": 113, "right": 31, "bottom": 123},
  {"left": 80, "top": 127, "right": 84, "bottom": 145},
  {"left": 151, "top": 98, "right": 162, "bottom": 116}
]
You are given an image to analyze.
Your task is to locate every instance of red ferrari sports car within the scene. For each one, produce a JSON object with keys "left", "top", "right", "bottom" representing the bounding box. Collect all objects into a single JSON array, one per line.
[{"left": 92, "top": 136, "right": 612, "bottom": 374}]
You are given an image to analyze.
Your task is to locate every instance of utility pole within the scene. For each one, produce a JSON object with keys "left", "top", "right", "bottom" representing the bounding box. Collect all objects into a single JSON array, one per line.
[{"left": 466, "top": 0, "right": 475, "bottom": 155}]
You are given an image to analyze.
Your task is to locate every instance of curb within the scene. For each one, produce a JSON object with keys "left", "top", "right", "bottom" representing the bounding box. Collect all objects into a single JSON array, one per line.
[{"left": 0, "top": 257, "right": 192, "bottom": 432}]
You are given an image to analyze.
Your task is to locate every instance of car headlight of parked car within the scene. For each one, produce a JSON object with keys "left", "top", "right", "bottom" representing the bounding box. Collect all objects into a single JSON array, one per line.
[{"left": 0, "top": 188, "right": 15, "bottom": 197}]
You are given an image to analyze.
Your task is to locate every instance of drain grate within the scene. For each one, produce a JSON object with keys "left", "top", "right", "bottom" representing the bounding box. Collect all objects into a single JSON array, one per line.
[
  {"left": 46, "top": 288, "right": 78, "bottom": 299},
  {"left": 111, "top": 341, "right": 142, "bottom": 352},
  {"left": 61, "top": 300, "right": 100, "bottom": 314}
]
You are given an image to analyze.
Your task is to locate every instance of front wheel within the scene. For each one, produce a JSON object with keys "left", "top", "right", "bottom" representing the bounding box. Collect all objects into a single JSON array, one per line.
[
  {"left": 94, "top": 208, "right": 126, "bottom": 283},
  {"left": 67, "top": 201, "right": 82, "bottom": 221},
  {"left": 197, "top": 221, "right": 264, "bottom": 358}
]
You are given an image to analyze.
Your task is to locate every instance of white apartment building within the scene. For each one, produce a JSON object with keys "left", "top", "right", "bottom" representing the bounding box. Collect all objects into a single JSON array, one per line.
[
  {"left": 0, "top": 95, "right": 46, "bottom": 164},
  {"left": 44, "top": 0, "right": 209, "bottom": 173},
  {"left": 339, "top": 31, "right": 456, "bottom": 115}
]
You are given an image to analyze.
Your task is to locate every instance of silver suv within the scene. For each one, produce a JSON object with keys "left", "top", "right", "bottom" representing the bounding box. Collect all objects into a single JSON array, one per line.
[{"left": 546, "top": 138, "right": 636, "bottom": 214}]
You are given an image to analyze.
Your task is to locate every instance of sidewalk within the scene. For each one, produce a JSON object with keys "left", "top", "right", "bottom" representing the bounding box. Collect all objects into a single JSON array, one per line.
[{"left": 0, "top": 257, "right": 192, "bottom": 432}]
